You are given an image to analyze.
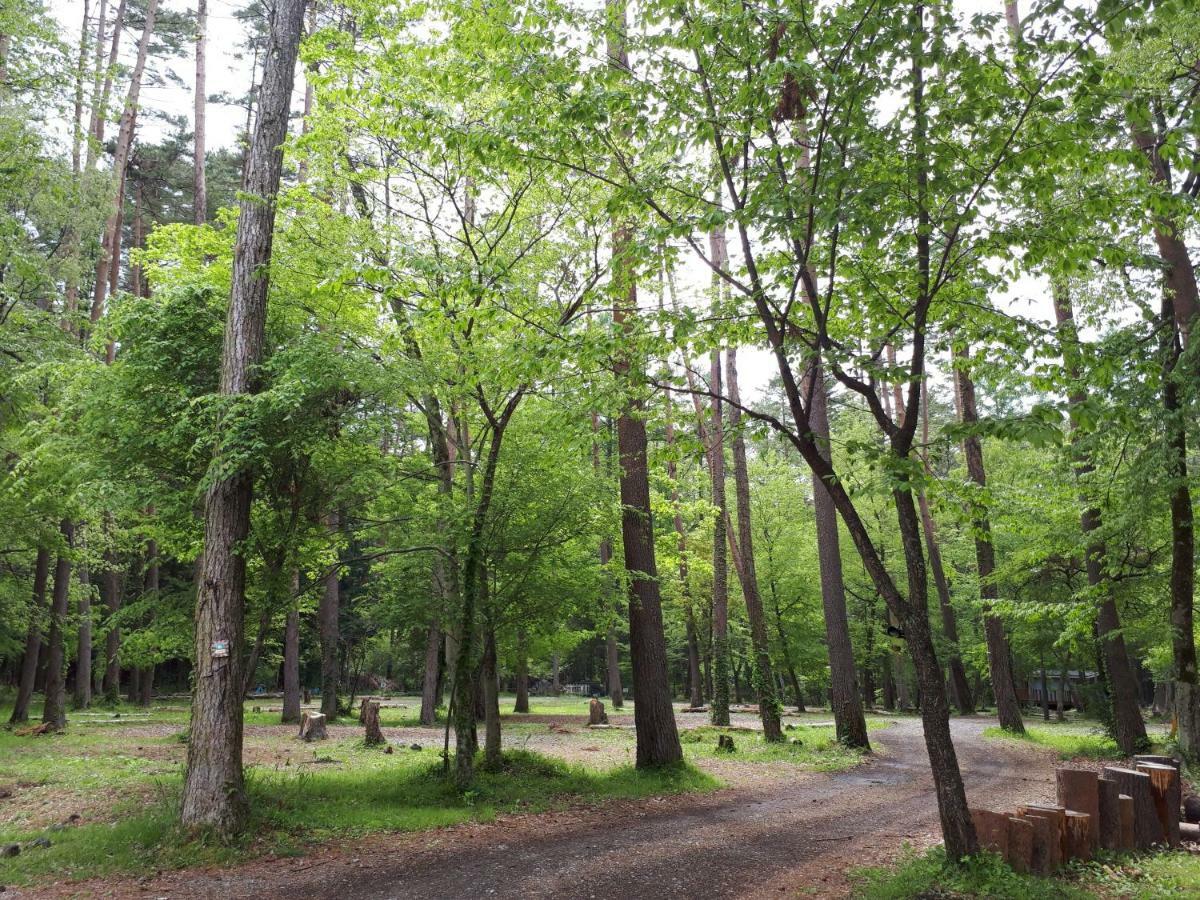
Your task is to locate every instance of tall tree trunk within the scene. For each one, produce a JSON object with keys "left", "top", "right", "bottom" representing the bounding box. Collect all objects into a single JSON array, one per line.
[
  {"left": 807, "top": 363, "right": 871, "bottom": 748},
  {"left": 725, "top": 348, "right": 782, "bottom": 740},
  {"left": 101, "top": 556, "right": 122, "bottom": 704},
  {"left": 707, "top": 344, "right": 731, "bottom": 726},
  {"left": 42, "top": 521, "right": 75, "bottom": 731},
  {"left": 90, "top": 0, "right": 158, "bottom": 329},
  {"left": 281, "top": 569, "right": 302, "bottom": 724},
  {"left": 420, "top": 612, "right": 442, "bottom": 725},
  {"left": 74, "top": 564, "right": 93, "bottom": 709},
  {"left": 606, "top": 0, "right": 681, "bottom": 769},
  {"left": 1052, "top": 284, "right": 1148, "bottom": 754},
  {"left": 10, "top": 548, "right": 51, "bottom": 724},
  {"left": 180, "top": 0, "right": 306, "bottom": 834},
  {"left": 84, "top": 0, "right": 120, "bottom": 170},
  {"left": 482, "top": 620, "right": 501, "bottom": 770},
  {"left": 593, "top": 411, "right": 624, "bottom": 708},
  {"left": 919, "top": 382, "right": 973, "bottom": 714},
  {"left": 952, "top": 346, "right": 1025, "bottom": 733},
  {"left": 514, "top": 628, "right": 530, "bottom": 713},
  {"left": 320, "top": 512, "right": 340, "bottom": 719},
  {"left": 193, "top": 0, "right": 208, "bottom": 224}
]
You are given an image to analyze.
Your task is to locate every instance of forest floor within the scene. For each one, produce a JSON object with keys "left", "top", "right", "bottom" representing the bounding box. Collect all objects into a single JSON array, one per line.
[{"left": 2, "top": 700, "right": 1089, "bottom": 899}]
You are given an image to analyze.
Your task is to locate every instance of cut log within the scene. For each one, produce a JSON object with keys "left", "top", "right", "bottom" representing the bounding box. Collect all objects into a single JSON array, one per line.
[
  {"left": 298, "top": 711, "right": 327, "bottom": 742},
  {"left": 1006, "top": 816, "right": 1034, "bottom": 874},
  {"left": 362, "top": 700, "right": 385, "bottom": 746},
  {"left": 1064, "top": 811, "right": 1092, "bottom": 862},
  {"left": 1119, "top": 794, "right": 1135, "bottom": 850},
  {"left": 1136, "top": 762, "right": 1181, "bottom": 847},
  {"left": 588, "top": 698, "right": 608, "bottom": 726},
  {"left": 1097, "top": 777, "right": 1123, "bottom": 851},
  {"left": 1016, "top": 803, "right": 1067, "bottom": 859},
  {"left": 1020, "top": 813, "right": 1060, "bottom": 875},
  {"left": 1182, "top": 821, "right": 1200, "bottom": 842},
  {"left": 1103, "top": 766, "right": 1165, "bottom": 848},
  {"left": 1056, "top": 768, "right": 1100, "bottom": 848},
  {"left": 969, "top": 809, "right": 1010, "bottom": 858},
  {"left": 1133, "top": 754, "right": 1180, "bottom": 771}
]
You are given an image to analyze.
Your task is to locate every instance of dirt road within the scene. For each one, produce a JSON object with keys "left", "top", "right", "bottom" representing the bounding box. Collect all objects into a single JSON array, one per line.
[{"left": 28, "top": 717, "right": 1059, "bottom": 899}]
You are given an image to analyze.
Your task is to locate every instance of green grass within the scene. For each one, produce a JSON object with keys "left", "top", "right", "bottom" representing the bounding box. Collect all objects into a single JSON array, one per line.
[
  {"left": 0, "top": 738, "right": 714, "bottom": 886},
  {"left": 984, "top": 722, "right": 1127, "bottom": 759},
  {"left": 679, "top": 723, "right": 870, "bottom": 771},
  {"left": 854, "top": 845, "right": 1200, "bottom": 899}
]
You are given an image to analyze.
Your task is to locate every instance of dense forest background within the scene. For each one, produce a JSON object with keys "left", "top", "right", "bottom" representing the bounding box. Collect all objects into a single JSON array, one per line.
[{"left": 1, "top": 0, "right": 1197, "bottom": 856}]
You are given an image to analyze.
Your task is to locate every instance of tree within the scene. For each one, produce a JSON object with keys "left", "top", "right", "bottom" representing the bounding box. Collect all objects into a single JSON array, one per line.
[{"left": 180, "top": 0, "right": 307, "bottom": 833}]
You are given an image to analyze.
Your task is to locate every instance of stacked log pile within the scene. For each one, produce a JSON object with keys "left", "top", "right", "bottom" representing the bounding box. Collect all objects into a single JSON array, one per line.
[{"left": 969, "top": 759, "right": 1183, "bottom": 874}]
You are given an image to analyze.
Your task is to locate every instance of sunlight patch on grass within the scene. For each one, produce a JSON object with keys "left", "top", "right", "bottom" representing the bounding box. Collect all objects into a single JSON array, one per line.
[
  {"left": 680, "top": 724, "right": 868, "bottom": 771},
  {"left": 983, "top": 723, "right": 1125, "bottom": 759}
]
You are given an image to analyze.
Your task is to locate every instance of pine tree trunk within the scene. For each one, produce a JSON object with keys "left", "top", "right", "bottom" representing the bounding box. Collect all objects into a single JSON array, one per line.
[
  {"left": 514, "top": 628, "right": 530, "bottom": 713},
  {"left": 9, "top": 547, "right": 51, "bottom": 724},
  {"left": 708, "top": 345, "right": 731, "bottom": 726},
  {"left": 180, "top": 0, "right": 306, "bottom": 834},
  {"left": 320, "top": 512, "right": 340, "bottom": 720},
  {"left": 101, "top": 557, "right": 121, "bottom": 705},
  {"left": 807, "top": 363, "right": 871, "bottom": 747},
  {"left": 952, "top": 346, "right": 1025, "bottom": 734},
  {"left": 193, "top": 0, "right": 208, "bottom": 224},
  {"left": 1053, "top": 285, "right": 1148, "bottom": 755},
  {"left": 725, "top": 348, "right": 782, "bottom": 739},
  {"left": 281, "top": 568, "right": 302, "bottom": 725},
  {"left": 90, "top": 0, "right": 158, "bottom": 329},
  {"left": 42, "top": 521, "right": 75, "bottom": 731},
  {"left": 73, "top": 565, "right": 92, "bottom": 709},
  {"left": 420, "top": 615, "right": 442, "bottom": 725}
]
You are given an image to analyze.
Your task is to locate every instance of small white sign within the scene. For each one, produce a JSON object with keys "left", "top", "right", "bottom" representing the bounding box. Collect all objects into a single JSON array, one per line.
[{"left": 211, "top": 639, "right": 230, "bottom": 659}]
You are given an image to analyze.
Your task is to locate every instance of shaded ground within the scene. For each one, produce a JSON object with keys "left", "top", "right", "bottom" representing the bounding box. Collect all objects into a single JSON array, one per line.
[{"left": 20, "top": 716, "right": 1061, "bottom": 899}]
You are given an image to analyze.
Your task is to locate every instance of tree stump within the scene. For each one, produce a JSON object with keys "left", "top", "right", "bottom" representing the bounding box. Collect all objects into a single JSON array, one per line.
[
  {"left": 1020, "top": 813, "right": 1060, "bottom": 875},
  {"left": 969, "top": 809, "right": 1010, "bottom": 858},
  {"left": 1134, "top": 754, "right": 1180, "bottom": 771},
  {"left": 362, "top": 701, "right": 385, "bottom": 746},
  {"left": 1097, "top": 777, "right": 1123, "bottom": 851},
  {"left": 299, "top": 711, "right": 327, "bottom": 742},
  {"left": 1119, "top": 794, "right": 1135, "bottom": 850},
  {"left": 1103, "top": 766, "right": 1164, "bottom": 848},
  {"left": 1056, "top": 768, "right": 1100, "bottom": 848},
  {"left": 359, "top": 697, "right": 374, "bottom": 723},
  {"left": 1005, "top": 816, "right": 1034, "bottom": 874},
  {"left": 1064, "top": 811, "right": 1092, "bottom": 862},
  {"left": 716, "top": 734, "right": 736, "bottom": 753},
  {"left": 588, "top": 698, "right": 608, "bottom": 726},
  {"left": 1136, "top": 762, "right": 1181, "bottom": 847},
  {"left": 1017, "top": 803, "right": 1067, "bottom": 860}
]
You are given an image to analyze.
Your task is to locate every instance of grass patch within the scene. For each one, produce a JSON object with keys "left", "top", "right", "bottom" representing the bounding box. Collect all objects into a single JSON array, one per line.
[
  {"left": 983, "top": 723, "right": 1126, "bottom": 759},
  {"left": 680, "top": 724, "right": 868, "bottom": 771},
  {"left": 854, "top": 845, "right": 1200, "bottom": 900},
  {"left": 853, "top": 847, "right": 1091, "bottom": 899},
  {"left": 0, "top": 741, "right": 714, "bottom": 887}
]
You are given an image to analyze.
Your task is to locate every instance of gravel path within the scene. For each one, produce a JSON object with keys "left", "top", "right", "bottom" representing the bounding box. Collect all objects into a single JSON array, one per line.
[{"left": 25, "top": 717, "right": 1060, "bottom": 899}]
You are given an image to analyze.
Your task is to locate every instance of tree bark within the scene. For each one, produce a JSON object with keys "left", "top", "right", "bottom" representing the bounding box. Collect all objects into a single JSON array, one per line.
[
  {"left": 1052, "top": 284, "right": 1148, "bottom": 754},
  {"left": 807, "top": 363, "right": 871, "bottom": 748},
  {"left": 10, "top": 547, "right": 51, "bottom": 724},
  {"left": 42, "top": 521, "right": 75, "bottom": 731},
  {"left": 180, "top": 0, "right": 306, "bottom": 834},
  {"left": 725, "top": 348, "right": 782, "bottom": 740},
  {"left": 482, "top": 620, "right": 502, "bottom": 770},
  {"left": 90, "top": 0, "right": 158, "bottom": 329},
  {"left": 281, "top": 569, "right": 302, "bottom": 724},
  {"left": 514, "top": 628, "right": 530, "bottom": 713},
  {"left": 420, "top": 614, "right": 442, "bottom": 725},
  {"left": 952, "top": 345, "right": 1024, "bottom": 733},
  {"left": 707, "top": 344, "right": 731, "bottom": 726},
  {"left": 320, "top": 512, "right": 340, "bottom": 720},
  {"left": 100, "top": 552, "right": 123, "bottom": 704},
  {"left": 74, "top": 564, "right": 92, "bottom": 709},
  {"left": 193, "top": 0, "right": 208, "bottom": 225}
]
